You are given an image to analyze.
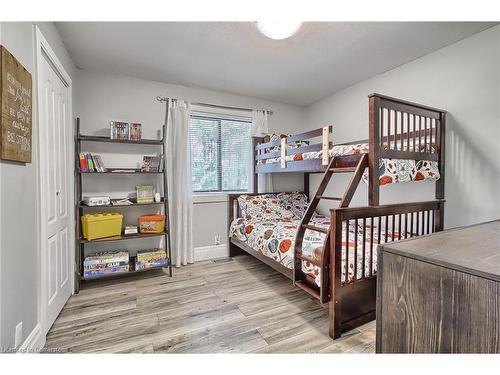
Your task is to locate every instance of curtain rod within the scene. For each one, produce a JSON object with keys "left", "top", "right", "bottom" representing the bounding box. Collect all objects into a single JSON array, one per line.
[{"left": 156, "top": 96, "right": 273, "bottom": 115}]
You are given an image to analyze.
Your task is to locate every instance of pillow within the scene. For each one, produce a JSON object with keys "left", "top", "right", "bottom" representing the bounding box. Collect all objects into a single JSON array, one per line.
[
  {"left": 237, "top": 194, "right": 283, "bottom": 221},
  {"left": 277, "top": 192, "right": 310, "bottom": 219}
]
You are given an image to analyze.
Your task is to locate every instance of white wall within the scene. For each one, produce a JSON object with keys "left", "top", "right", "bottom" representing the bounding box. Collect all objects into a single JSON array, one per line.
[
  {"left": 74, "top": 69, "right": 305, "bottom": 260},
  {"left": 0, "top": 22, "right": 76, "bottom": 351},
  {"left": 303, "top": 25, "right": 500, "bottom": 228}
]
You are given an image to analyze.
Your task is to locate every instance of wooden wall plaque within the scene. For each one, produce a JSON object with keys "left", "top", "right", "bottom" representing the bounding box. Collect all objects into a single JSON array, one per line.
[{"left": 0, "top": 45, "right": 32, "bottom": 163}]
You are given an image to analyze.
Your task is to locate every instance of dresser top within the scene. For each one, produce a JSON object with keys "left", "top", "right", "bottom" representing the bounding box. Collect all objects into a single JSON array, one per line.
[{"left": 380, "top": 220, "right": 500, "bottom": 282}]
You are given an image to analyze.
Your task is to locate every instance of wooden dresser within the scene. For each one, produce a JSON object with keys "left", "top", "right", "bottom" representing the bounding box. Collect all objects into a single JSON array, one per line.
[{"left": 376, "top": 220, "right": 500, "bottom": 353}]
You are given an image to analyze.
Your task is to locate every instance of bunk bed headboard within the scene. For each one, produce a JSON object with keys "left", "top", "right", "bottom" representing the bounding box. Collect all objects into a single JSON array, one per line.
[
  {"left": 228, "top": 192, "right": 307, "bottom": 226},
  {"left": 368, "top": 93, "right": 447, "bottom": 209}
]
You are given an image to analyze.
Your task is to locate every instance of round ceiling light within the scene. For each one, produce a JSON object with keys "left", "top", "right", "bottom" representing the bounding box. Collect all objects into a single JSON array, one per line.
[{"left": 256, "top": 21, "right": 303, "bottom": 40}]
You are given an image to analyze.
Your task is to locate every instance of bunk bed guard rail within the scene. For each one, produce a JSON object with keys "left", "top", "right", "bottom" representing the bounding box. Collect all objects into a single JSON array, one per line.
[{"left": 253, "top": 126, "right": 333, "bottom": 169}]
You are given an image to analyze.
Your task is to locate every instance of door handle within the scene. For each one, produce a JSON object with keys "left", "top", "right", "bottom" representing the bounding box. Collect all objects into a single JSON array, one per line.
[{"left": 56, "top": 191, "right": 61, "bottom": 196}]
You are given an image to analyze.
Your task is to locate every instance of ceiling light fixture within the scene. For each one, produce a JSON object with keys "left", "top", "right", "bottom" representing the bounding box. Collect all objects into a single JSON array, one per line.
[{"left": 256, "top": 21, "right": 303, "bottom": 40}]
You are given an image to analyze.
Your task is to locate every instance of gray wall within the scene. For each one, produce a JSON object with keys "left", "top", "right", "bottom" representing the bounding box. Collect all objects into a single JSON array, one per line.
[
  {"left": 303, "top": 25, "right": 500, "bottom": 228},
  {"left": 73, "top": 69, "right": 304, "bottom": 259},
  {"left": 0, "top": 22, "right": 76, "bottom": 350}
]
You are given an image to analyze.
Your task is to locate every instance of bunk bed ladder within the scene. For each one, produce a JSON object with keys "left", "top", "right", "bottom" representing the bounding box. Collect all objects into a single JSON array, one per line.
[{"left": 293, "top": 153, "right": 368, "bottom": 303}]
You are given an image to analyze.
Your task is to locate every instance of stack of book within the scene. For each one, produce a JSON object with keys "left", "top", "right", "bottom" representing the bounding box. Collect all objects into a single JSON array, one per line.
[
  {"left": 141, "top": 155, "right": 164, "bottom": 172},
  {"left": 110, "top": 121, "right": 142, "bottom": 141},
  {"left": 135, "top": 249, "right": 169, "bottom": 271},
  {"left": 83, "top": 251, "right": 129, "bottom": 278},
  {"left": 79, "top": 152, "right": 107, "bottom": 172}
]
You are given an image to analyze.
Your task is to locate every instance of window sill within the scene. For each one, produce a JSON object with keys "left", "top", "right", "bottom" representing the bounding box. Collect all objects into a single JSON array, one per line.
[
  {"left": 193, "top": 192, "right": 249, "bottom": 204},
  {"left": 193, "top": 192, "right": 229, "bottom": 204}
]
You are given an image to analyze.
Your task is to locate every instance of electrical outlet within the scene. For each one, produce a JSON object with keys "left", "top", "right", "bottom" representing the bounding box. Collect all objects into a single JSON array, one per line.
[{"left": 14, "top": 322, "right": 23, "bottom": 348}]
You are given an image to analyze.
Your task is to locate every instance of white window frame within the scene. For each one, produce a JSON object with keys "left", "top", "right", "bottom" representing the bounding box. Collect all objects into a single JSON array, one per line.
[{"left": 190, "top": 108, "right": 252, "bottom": 195}]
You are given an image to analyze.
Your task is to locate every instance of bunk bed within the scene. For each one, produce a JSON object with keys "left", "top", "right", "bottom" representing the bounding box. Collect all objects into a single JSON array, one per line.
[{"left": 228, "top": 93, "right": 446, "bottom": 339}]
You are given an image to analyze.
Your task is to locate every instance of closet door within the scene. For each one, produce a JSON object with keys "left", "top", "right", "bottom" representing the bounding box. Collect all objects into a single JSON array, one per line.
[{"left": 39, "top": 46, "right": 72, "bottom": 335}]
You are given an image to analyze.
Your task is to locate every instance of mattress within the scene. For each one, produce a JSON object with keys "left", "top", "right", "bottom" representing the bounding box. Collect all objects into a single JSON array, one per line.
[
  {"left": 257, "top": 141, "right": 440, "bottom": 185},
  {"left": 230, "top": 214, "right": 399, "bottom": 286}
]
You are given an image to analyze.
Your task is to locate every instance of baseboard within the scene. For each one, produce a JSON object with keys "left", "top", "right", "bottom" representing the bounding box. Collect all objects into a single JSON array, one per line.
[
  {"left": 194, "top": 244, "right": 228, "bottom": 262},
  {"left": 17, "top": 323, "right": 45, "bottom": 353}
]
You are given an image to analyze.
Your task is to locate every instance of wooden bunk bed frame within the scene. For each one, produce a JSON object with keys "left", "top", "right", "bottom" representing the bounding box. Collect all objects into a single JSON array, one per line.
[{"left": 228, "top": 93, "right": 446, "bottom": 339}]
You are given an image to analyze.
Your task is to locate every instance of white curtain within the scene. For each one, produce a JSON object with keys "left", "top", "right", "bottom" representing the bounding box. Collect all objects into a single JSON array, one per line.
[
  {"left": 165, "top": 99, "right": 194, "bottom": 267},
  {"left": 250, "top": 110, "right": 273, "bottom": 193}
]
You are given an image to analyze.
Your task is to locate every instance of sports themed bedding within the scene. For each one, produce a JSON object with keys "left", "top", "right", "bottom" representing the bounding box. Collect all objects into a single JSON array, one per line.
[
  {"left": 230, "top": 193, "right": 402, "bottom": 286},
  {"left": 257, "top": 133, "right": 440, "bottom": 185}
]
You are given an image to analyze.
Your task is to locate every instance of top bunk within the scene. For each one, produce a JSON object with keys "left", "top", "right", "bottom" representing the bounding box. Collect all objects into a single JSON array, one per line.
[{"left": 254, "top": 93, "right": 447, "bottom": 178}]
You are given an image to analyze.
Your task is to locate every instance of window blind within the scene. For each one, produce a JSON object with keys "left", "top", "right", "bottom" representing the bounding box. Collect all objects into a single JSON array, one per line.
[{"left": 190, "top": 114, "right": 251, "bottom": 192}]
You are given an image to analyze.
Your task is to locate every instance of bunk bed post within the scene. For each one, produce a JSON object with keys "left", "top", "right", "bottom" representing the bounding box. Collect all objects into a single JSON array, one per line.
[
  {"left": 435, "top": 112, "right": 446, "bottom": 231},
  {"left": 368, "top": 94, "right": 381, "bottom": 206},
  {"left": 228, "top": 194, "right": 244, "bottom": 257},
  {"left": 252, "top": 137, "right": 260, "bottom": 193},
  {"left": 303, "top": 173, "right": 310, "bottom": 198},
  {"left": 328, "top": 209, "right": 343, "bottom": 339},
  {"left": 280, "top": 136, "right": 287, "bottom": 168}
]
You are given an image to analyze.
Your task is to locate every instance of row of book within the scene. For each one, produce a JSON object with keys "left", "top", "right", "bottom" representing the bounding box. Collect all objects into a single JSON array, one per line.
[
  {"left": 141, "top": 155, "right": 164, "bottom": 172},
  {"left": 79, "top": 152, "right": 107, "bottom": 172},
  {"left": 110, "top": 121, "right": 142, "bottom": 141},
  {"left": 83, "top": 249, "right": 169, "bottom": 278}
]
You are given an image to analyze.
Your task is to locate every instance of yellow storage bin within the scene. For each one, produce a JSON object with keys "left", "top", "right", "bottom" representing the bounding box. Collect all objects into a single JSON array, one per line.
[{"left": 81, "top": 213, "right": 123, "bottom": 240}]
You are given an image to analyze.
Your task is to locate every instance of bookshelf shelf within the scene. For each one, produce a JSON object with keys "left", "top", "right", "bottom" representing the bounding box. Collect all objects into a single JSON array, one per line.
[
  {"left": 78, "top": 134, "right": 163, "bottom": 145},
  {"left": 78, "top": 231, "right": 168, "bottom": 244},
  {"left": 78, "top": 199, "right": 165, "bottom": 208},
  {"left": 78, "top": 169, "right": 164, "bottom": 174},
  {"left": 75, "top": 118, "right": 172, "bottom": 291}
]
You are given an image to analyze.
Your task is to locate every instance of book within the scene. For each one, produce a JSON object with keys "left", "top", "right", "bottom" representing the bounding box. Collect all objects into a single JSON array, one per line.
[
  {"left": 79, "top": 153, "right": 107, "bottom": 172},
  {"left": 129, "top": 123, "right": 142, "bottom": 141},
  {"left": 141, "top": 155, "right": 163, "bottom": 172},
  {"left": 110, "top": 169, "right": 136, "bottom": 173},
  {"left": 110, "top": 121, "right": 130, "bottom": 140},
  {"left": 79, "top": 153, "right": 88, "bottom": 171},
  {"left": 141, "top": 156, "right": 153, "bottom": 172},
  {"left": 86, "top": 153, "right": 94, "bottom": 172},
  {"left": 159, "top": 154, "right": 164, "bottom": 172},
  {"left": 94, "top": 155, "right": 106, "bottom": 172}
]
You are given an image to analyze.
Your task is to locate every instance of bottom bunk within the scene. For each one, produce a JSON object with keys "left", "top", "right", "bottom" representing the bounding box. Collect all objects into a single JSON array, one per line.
[
  {"left": 230, "top": 205, "right": 383, "bottom": 286},
  {"left": 228, "top": 192, "right": 444, "bottom": 339}
]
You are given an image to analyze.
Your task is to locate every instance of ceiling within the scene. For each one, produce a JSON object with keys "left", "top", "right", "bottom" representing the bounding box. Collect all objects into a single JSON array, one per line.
[{"left": 55, "top": 22, "right": 496, "bottom": 106}]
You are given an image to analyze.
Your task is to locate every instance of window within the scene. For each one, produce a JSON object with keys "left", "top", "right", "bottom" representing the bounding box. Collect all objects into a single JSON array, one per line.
[{"left": 190, "top": 113, "right": 251, "bottom": 192}]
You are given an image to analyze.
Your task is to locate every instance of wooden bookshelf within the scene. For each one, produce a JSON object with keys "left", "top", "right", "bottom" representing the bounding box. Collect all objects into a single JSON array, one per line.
[{"left": 75, "top": 118, "right": 172, "bottom": 292}]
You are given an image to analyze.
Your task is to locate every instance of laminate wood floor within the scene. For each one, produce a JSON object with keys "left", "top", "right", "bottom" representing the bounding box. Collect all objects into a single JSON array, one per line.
[{"left": 44, "top": 255, "right": 376, "bottom": 353}]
